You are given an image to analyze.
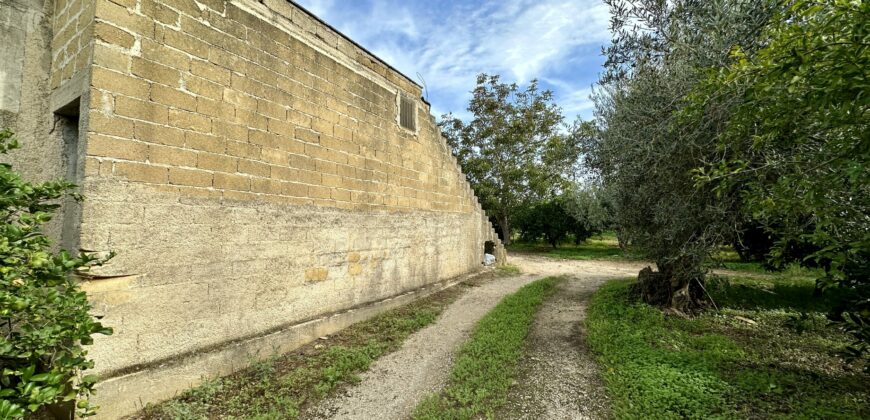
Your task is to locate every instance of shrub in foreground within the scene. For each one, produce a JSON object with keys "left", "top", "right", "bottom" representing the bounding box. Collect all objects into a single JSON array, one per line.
[{"left": 0, "top": 130, "right": 111, "bottom": 418}]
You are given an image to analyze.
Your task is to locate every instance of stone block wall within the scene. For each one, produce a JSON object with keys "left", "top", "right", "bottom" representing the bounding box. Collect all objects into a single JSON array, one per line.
[
  {"left": 50, "top": 0, "right": 94, "bottom": 89},
  {"left": 2, "top": 0, "right": 505, "bottom": 417}
]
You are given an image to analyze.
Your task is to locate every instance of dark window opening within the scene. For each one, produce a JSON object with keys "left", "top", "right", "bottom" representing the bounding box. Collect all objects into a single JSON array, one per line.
[
  {"left": 55, "top": 98, "right": 81, "bottom": 181},
  {"left": 399, "top": 95, "right": 416, "bottom": 131}
]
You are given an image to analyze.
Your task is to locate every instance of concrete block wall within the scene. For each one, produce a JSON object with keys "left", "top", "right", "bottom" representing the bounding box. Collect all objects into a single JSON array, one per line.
[
  {"left": 1, "top": 0, "right": 55, "bottom": 180},
  {"left": 3, "top": 0, "right": 506, "bottom": 416},
  {"left": 50, "top": 0, "right": 94, "bottom": 89}
]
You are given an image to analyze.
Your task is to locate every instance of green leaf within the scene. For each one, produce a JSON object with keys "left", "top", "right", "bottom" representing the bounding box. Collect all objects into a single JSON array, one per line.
[{"left": 80, "top": 375, "right": 99, "bottom": 385}]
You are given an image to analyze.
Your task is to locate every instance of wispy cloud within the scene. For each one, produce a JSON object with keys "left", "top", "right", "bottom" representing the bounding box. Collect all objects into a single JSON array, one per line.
[
  {"left": 296, "top": 0, "right": 335, "bottom": 20},
  {"left": 294, "top": 0, "right": 610, "bottom": 120}
]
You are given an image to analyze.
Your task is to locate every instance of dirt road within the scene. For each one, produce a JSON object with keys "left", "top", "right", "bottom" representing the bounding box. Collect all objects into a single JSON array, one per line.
[{"left": 305, "top": 255, "right": 643, "bottom": 420}]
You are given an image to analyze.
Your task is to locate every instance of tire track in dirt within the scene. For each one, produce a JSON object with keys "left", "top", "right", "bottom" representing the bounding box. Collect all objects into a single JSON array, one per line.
[
  {"left": 304, "top": 272, "right": 541, "bottom": 420},
  {"left": 499, "top": 275, "right": 611, "bottom": 419},
  {"left": 305, "top": 255, "right": 639, "bottom": 420}
]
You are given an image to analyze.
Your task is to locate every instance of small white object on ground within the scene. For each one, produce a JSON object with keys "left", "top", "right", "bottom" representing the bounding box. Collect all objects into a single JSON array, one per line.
[{"left": 484, "top": 253, "right": 496, "bottom": 266}]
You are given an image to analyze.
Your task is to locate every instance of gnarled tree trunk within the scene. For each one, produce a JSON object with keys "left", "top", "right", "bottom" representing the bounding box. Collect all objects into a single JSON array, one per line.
[
  {"left": 499, "top": 215, "right": 512, "bottom": 246},
  {"left": 633, "top": 257, "right": 706, "bottom": 312}
]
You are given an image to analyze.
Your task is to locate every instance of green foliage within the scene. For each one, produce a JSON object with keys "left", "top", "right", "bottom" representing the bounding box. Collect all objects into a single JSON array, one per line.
[
  {"left": 413, "top": 277, "right": 559, "bottom": 419},
  {"left": 0, "top": 130, "right": 112, "bottom": 418},
  {"left": 508, "top": 232, "right": 633, "bottom": 261},
  {"left": 685, "top": 0, "right": 870, "bottom": 365},
  {"left": 587, "top": 276, "right": 870, "bottom": 419},
  {"left": 139, "top": 283, "right": 468, "bottom": 419},
  {"left": 562, "top": 183, "right": 615, "bottom": 243},
  {"left": 514, "top": 198, "right": 575, "bottom": 247},
  {"left": 441, "top": 74, "right": 580, "bottom": 244},
  {"left": 589, "top": 0, "right": 780, "bottom": 309},
  {"left": 514, "top": 185, "right": 612, "bottom": 248}
]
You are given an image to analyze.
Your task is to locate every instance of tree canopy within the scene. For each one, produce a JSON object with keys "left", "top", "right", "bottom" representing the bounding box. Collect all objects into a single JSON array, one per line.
[
  {"left": 589, "top": 0, "right": 868, "bottom": 362},
  {"left": 686, "top": 0, "right": 869, "bottom": 362},
  {"left": 588, "top": 0, "right": 777, "bottom": 309},
  {"left": 441, "top": 74, "right": 581, "bottom": 244}
]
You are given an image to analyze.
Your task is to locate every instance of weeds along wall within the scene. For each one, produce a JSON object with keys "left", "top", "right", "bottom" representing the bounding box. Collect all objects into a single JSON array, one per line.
[{"left": 2, "top": 0, "right": 505, "bottom": 417}]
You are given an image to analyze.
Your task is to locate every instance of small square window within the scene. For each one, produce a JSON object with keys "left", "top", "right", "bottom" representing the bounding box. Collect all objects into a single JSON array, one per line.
[{"left": 399, "top": 95, "right": 416, "bottom": 131}]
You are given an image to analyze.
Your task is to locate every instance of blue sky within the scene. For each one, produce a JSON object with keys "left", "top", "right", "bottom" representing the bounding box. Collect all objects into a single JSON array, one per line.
[{"left": 293, "top": 0, "right": 611, "bottom": 122}]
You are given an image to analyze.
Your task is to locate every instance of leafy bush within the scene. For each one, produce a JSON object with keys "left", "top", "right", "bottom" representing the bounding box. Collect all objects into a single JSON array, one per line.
[
  {"left": 686, "top": 0, "right": 870, "bottom": 366},
  {"left": 515, "top": 193, "right": 606, "bottom": 248},
  {"left": 515, "top": 199, "right": 576, "bottom": 247},
  {"left": 0, "top": 130, "right": 111, "bottom": 418}
]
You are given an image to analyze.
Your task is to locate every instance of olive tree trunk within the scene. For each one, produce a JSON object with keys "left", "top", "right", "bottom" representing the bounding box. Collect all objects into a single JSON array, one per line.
[{"left": 633, "top": 257, "right": 706, "bottom": 312}]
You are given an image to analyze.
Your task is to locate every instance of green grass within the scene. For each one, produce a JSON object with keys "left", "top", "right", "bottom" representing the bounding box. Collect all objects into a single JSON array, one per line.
[
  {"left": 711, "top": 248, "right": 826, "bottom": 279},
  {"left": 495, "top": 263, "right": 521, "bottom": 276},
  {"left": 507, "top": 232, "right": 635, "bottom": 261},
  {"left": 413, "top": 277, "right": 560, "bottom": 419},
  {"left": 510, "top": 234, "right": 824, "bottom": 283},
  {"left": 586, "top": 274, "right": 870, "bottom": 419},
  {"left": 135, "top": 283, "right": 476, "bottom": 419}
]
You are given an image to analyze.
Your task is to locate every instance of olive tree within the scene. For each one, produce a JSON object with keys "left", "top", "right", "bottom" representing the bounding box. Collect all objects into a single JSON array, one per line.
[{"left": 588, "top": 0, "right": 776, "bottom": 310}]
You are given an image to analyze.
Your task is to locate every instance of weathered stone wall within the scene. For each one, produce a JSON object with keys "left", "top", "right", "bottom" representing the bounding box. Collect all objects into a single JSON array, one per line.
[
  {"left": 1, "top": 0, "right": 85, "bottom": 249},
  {"left": 50, "top": 0, "right": 94, "bottom": 90},
  {"left": 1, "top": 0, "right": 58, "bottom": 180},
  {"left": 49, "top": 0, "right": 507, "bottom": 417}
]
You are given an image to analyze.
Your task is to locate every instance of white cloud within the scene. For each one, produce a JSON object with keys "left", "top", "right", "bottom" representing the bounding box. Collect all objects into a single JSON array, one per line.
[
  {"left": 296, "top": 0, "right": 336, "bottom": 20},
  {"left": 294, "top": 0, "right": 611, "bottom": 120},
  {"left": 542, "top": 77, "right": 596, "bottom": 118}
]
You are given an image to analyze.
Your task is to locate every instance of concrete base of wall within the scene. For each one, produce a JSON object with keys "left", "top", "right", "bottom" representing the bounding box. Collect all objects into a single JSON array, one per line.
[{"left": 94, "top": 269, "right": 485, "bottom": 419}]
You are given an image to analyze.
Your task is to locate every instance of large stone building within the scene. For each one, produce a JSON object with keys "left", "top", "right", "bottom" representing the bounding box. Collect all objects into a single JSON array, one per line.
[{"left": 0, "top": 0, "right": 505, "bottom": 416}]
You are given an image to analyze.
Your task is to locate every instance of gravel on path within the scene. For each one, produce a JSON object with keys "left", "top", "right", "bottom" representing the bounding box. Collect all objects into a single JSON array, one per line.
[
  {"left": 305, "top": 255, "right": 640, "bottom": 420},
  {"left": 304, "top": 272, "right": 541, "bottom": 420},
  {"left": 499, "top": 275, "right": 612, "bottom": 419}
]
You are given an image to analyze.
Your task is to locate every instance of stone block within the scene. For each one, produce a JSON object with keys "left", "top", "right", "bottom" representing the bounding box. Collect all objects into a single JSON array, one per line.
[
  {"left": 88, "top": 134, "right": 147, "bottom": 161},
  {"left": 168, "top": 109, "right": 212, "bottom": 131},
  {"left": 114, "top": 95, "right": 169, "bottom": 124},
  {"left": 196, "top": 152, "right": 237, "bottom": 173},
  {"left": 92, "top": 67, "right": 150, "bottom": 100},
  {"left": 112, "top": 161, "right": 168, "bottom": 183},
  {"left": 213, "top": 173, "right": 251, "bottom": 191},
  {"left": 148, "top": 144, "right": 197, "bottom": 167},
  {"left": 185, "top": 131, "right": 226, "bottom": 154},
  {"left": 132, "top": 57, "right": 181, "bottom": 87},
  {"left": 167, "top": 166, "right": 211, "bottom": 186},
  {"left": 151, "top": 85, "right": 197, "bottom": 111},
  {"left": 133, "top": 120, "right": 185, "bottom": 146}
]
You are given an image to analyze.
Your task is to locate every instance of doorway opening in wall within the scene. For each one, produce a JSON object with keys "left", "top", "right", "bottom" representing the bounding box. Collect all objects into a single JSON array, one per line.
[
  {"left": 483, "top": 241, "right": 496, "bottom": 266},
  {"left": 53, "top": 97, "right": 81, "bottom": 252}
]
